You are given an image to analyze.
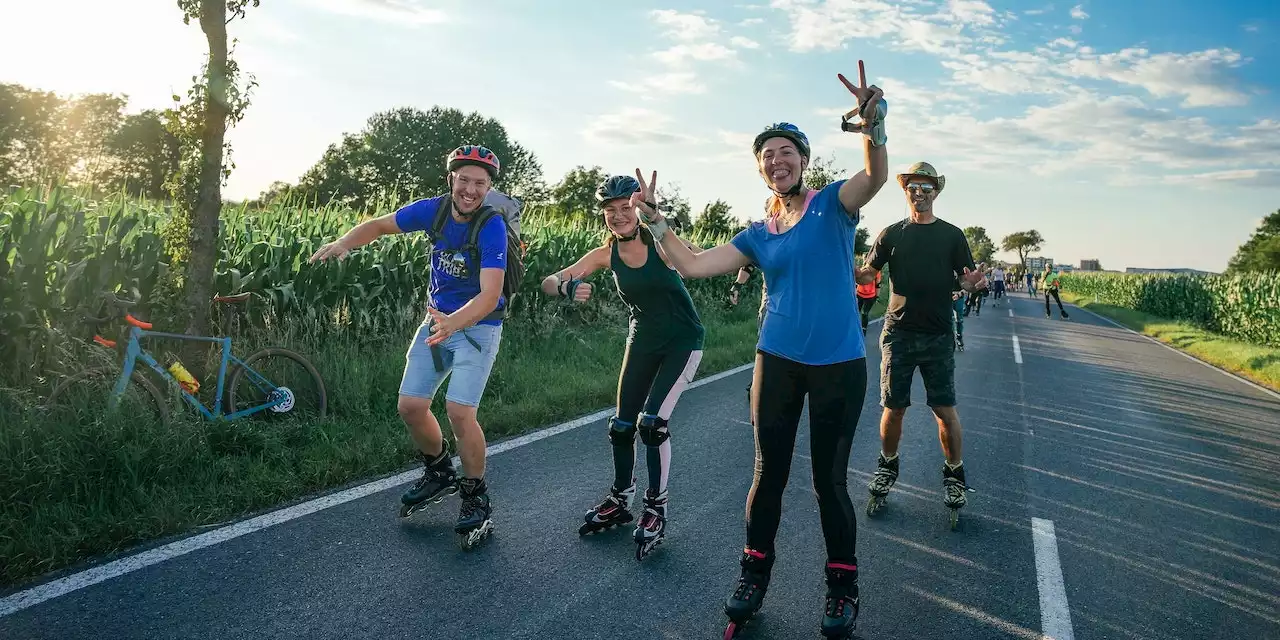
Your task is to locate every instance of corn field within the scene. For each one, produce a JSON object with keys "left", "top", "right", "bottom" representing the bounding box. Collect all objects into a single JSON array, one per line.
[
  {"left": 1059, "top": 271, "right": 1280, "bottom": 347},
  {"left": 0, "top": 186, "right": 742, "bottom": 388}
]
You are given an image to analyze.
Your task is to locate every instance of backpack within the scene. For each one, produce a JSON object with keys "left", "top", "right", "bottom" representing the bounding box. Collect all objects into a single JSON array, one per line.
[{"left": 429, "top": 190, "right": 526, "bottom": 321}]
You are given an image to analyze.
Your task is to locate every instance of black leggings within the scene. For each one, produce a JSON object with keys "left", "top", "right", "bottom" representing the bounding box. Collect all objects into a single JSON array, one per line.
[
  {"left": 1045, "top": 288, "right": 1065, "bottom": 314},
  {"left": 608, "top": 345, "right": 702, "bottom": 495},
  {"left": 746, "top": 351, "right": 867, "bottom": 563},
  {"left": 857, "top": 295, "right": 876, "bottom": 330}
]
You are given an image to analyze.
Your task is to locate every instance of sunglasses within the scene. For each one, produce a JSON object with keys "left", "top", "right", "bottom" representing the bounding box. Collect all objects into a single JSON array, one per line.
[{"left": 905, "top": 182, "right": 936, "bottom": 194}]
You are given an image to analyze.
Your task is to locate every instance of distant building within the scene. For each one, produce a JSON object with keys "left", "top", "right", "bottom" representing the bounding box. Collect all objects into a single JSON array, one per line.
[
  {"left": 1025, "top": 256, "right": 1054, "bottom": 271},
  {"left": 1080, "top": 259, "right": 1101, "bottom": 271},
  {"left": 1124, "top": 267, "right": 1218, "bottom": 276}
]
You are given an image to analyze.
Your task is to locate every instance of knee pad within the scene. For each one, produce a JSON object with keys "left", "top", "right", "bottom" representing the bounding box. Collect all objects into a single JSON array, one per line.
[
  {"left": 607, "top": 416, "right": 636, "bottom": 446},
  {"left": 638, "top": 414, "right": 671, "bottom": 446}
]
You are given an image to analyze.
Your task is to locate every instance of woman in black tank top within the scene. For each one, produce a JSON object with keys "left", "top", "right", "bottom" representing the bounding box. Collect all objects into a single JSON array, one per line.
[{"left": 538, "top": 174, "right": 705, "bottom": 562}]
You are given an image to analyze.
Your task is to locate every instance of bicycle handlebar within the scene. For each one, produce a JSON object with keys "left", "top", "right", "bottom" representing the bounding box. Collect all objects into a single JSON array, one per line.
[{"left": 84, "top": 292, "right": 141, "bottom": 325}]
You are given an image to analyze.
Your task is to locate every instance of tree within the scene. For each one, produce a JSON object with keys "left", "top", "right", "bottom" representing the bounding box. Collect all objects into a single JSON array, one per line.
[
  {"left": 549, "top": 165, "right": 608, "bottom": 221},
  {"left": 693, "top": 199, "right": 734, "bottom": 239},
  {"left": 1226, "top": 210, "right": 1280, "bottom": 274},
  {"left": 803, "top": 154, "right": 841, "bottom": 191},
  {"left": 656, "top": 181, "right": 693, "bottom": 233},
  {"left": 0, "top": 84, "right": 62, "bottom": 185},
  {"left": 855, "top": 227, "right": 870, "bottom": 257},
  {"left": 295, "top": 105, "right": 546, "bottom": 211},
  {"left": 963, "top": 226, "right": 996, "bottom": 264},
  {"left": 105, "top": 110, "right": 181, "bottom": 199},
  {"left": 1001, "top": 230, "right": 1044, "bottom": 268},
  {"left": 170, "top": 0, "right": 260, "bottom": 335},
  {"left": 59, "top": 93, "right": 127, "bottom": 186}
]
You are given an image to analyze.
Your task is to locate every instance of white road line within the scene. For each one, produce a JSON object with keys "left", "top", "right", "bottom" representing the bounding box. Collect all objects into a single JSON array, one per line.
[
  {"left": 1070, "top": 304, "right": 1280, "bottom": 401},
  {"left": 1032, "top": 518, "right": 1076, "bottom": 640},
  {"left": 1009, "top": 308, "right": 1013, "bottom": 317},
  {"left": 0, "top": 356, "right": 771, "bottom": 618},
  {"left": 1012, "top": 335, "right": 1023, "bottom": 364}
]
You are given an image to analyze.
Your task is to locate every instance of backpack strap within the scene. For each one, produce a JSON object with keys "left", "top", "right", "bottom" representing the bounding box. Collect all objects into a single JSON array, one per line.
[{"left": 430, "top": 196, "right": 453, "bottom": 241}]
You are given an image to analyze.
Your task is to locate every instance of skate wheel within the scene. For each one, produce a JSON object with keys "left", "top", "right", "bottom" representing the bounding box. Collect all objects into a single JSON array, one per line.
[
  {"left": 949, "top": 509, "right": 959, "bottom": 530},
  {"left": 724, "top": 621, "right": 739, "bottom": 640}
]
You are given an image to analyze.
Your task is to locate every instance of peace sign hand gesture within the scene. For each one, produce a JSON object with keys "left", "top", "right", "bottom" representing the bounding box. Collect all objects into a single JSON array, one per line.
[
  {"left": 838, "top": 60, "right": 887, "bottom": 145},
  {"left": 630, "top": 169, "right": 661, "bottom": 224}
]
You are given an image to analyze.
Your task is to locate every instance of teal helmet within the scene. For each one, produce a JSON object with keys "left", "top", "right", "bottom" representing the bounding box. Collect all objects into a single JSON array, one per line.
[{"left": 596, "top": 175, "right": 640, "bottom": 204}]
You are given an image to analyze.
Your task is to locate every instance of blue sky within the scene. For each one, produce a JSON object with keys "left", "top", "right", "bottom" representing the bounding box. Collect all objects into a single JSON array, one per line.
[{"left": 4, "top": 0, "right": 1279, "bottom": 272}]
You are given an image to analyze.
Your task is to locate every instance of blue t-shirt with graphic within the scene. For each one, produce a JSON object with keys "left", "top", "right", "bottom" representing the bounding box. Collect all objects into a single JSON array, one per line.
[
  {"left": 394, "top": 195, "right": 507, "bottom": 326},
  {"left": 730, "top": 180, "right": 866, "bottom": 365}
]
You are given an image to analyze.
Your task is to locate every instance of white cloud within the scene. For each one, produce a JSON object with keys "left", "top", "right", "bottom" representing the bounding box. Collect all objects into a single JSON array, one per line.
[
  {"left": 740, "top": 17, "right": 766, "bottom": 26},
  {"left": 1049, "top": 37, "right": 1078, "bottom": 48},
  {"left": 650, "top": 9, "right": 721, "bottom": 41},
  {"left": 1242, "top": 23, "right": 1260, "bottom": 33},
  {"left": 1062, "top": 47, "right": 1249, "bottom": 107},
  {"left": 609, "top": 71, "right": 705, "bottom": 96},
  {"left": 1069, "top": 4, "right": 1089, "bottom": 19},
  {"left": 653, "top": 42, "right": 738, "bottom": 66},
  {"left": 730, "top": 36, "right": 762, "bottom": 49},
  {"left": 582, "top": 107, "right": 701, "bottom": 146},
  {"left": 1164, "top": 169, "right": 1280, "bottom": 188},
  {"left": 943, "top": 0, "right": 996, "bottom": 26},
  {"left": 310, "top": 0, "right": 446, "bottom": 25},
  {"left": 1024, "top": 8, "right": 1049, "bottom": 15},
  {"left": 818, "top": 91, "right": 1279, "bottom": 185}
]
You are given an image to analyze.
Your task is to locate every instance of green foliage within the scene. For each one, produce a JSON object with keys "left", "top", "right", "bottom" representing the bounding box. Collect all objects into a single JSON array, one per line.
[
  {"left": 106, "top": 110, "right": 181, "bottom": 200},
  {"left": 295, "top": 106, "right": 547, "bottom": 211},
  {"left": 963, "top": 226, "right": 995, "bottom": 264},
  {"left": 693, "top": 199, "right": 734, "bottom": 238},
  {"left": 0, "top": 188, "right": 746, "bottom": 388},
  {"left": 1059, "top": 271, "right": 1280, "bottom": 347},
  {"left": 803, "top": 154, "right": 840, "bottom": 191},
  {"left": 550, "top": 165, "right": 609, "bottom": 222},
  {"left": 1226, "top": 210, "right": 1280, "bottom": 274}
]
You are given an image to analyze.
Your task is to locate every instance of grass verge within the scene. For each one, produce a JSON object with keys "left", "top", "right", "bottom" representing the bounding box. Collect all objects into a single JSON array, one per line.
[
  {"left": 0, "top": 286, "right": 887, "bottom": 589},
  {"left": 1061, "top": 292, "right": 1280, "bottom": 392}
]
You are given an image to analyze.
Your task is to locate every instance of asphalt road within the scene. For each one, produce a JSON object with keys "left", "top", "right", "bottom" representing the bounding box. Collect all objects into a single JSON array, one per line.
[{"left": 2, "top": 292, "right": 1278, "bottom": 639}]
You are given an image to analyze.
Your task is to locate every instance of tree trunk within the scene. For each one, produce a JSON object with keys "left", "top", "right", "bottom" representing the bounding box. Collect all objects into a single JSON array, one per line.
[{"left": 184, "top": 0, "right": 229, "bottom": 335}]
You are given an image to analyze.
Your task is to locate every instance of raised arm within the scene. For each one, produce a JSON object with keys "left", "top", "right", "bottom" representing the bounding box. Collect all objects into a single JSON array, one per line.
[
  {"left": 835, "top": 62, "right": 889, "bottom": 215},
  {"left": 628, "top": 169, "right": 750, "bottom": 279}
]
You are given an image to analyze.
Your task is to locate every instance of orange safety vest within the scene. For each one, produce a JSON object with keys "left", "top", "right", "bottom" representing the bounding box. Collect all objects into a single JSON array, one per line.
[{"left": 856, "top": 271, "right": 881, "bottom": 299}]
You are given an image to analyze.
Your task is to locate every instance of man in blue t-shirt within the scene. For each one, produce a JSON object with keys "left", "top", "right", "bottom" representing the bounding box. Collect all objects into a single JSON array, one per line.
[{"left": 309, "top": 144, "right": 508, "bottom": 545}]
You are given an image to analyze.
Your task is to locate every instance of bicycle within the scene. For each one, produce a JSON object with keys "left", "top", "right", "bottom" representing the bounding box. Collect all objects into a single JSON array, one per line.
[{"left": 46, "top": 291, "right": 328, "bottom": 428}]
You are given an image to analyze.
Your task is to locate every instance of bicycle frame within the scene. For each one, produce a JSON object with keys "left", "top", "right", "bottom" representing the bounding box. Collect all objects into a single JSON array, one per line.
[{"left": 108, "top": 325, "right": 287, "bottom": 421}]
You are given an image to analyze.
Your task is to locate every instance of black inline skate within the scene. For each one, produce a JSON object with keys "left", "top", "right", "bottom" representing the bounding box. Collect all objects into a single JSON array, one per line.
[
  {"left": 398, "top": 444, "right": 458, "bottom": 518},
  {"left": 634, "top": 488, "right": 667, "bottom": 561},
  {"left": 943, "top": 462, "right": 968, "bottom": 530},
  {"left": 820, "top": 561, "right": 860, "bottom": 639},
  {"left": 579, "top": 481, "right": 635, "bottom": 536},
  {"left": 455, "top": 476, "right": 494, "bottom": 551},
  {"left": 866, "top": 453, "right": 899, "bottom": 516},
  {"left": 723, "top": 548, "right": 773, "bottom": 639}
]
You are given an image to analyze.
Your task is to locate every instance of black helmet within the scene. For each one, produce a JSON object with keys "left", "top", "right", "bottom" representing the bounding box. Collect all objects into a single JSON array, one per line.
[{"left": 596, "top": 175, "right": 640, "bottom": 204}]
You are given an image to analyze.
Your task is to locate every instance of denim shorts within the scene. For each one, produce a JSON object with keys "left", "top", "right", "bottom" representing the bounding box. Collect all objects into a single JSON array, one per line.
[{"left": 399, "top": 322, "right": 503, "bottom": 407}]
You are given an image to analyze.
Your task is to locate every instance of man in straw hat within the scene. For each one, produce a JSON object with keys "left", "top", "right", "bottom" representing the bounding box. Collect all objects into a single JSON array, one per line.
[{"left": 855, "top": 161, "right": 985, "bottom": 527}]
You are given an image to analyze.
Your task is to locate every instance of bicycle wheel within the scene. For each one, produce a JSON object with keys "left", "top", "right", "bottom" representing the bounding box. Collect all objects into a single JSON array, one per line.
[
  {"left": 47, "top": 367, "right": 170, "bottom": 428},
  {"left": 226, "top": 347, "right": 327, "bottom": 421}
]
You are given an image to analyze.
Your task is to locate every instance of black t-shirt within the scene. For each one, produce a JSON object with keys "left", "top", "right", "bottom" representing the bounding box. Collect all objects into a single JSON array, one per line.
[{"left": 867, "top": 218, "right": 975, "bottom": 335}]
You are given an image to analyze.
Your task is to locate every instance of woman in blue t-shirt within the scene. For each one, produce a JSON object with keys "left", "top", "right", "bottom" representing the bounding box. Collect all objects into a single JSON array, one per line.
[{"left": 636, "top": 69, "right": 888, "bottom": 638}]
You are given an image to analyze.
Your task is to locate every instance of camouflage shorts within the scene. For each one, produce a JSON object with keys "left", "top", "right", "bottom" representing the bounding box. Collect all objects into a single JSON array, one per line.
[{"left": 879, "top": 326, "right": 956, "bottom": 409}]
